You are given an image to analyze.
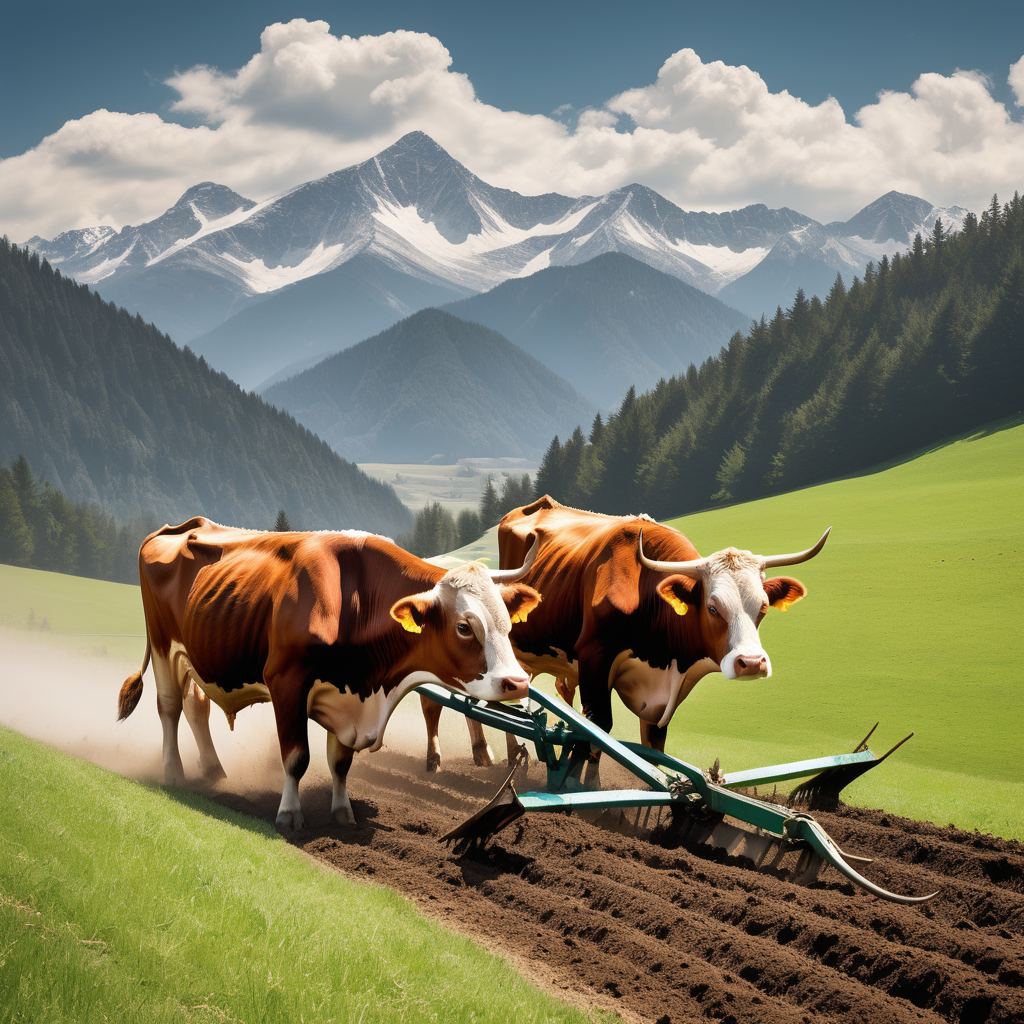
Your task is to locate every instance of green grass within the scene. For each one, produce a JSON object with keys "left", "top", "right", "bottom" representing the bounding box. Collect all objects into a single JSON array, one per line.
[
  {"left": 3, "top": 421, "right": 1020, "bottom": 840},
  {"left": 0, "top": 726, "right": 599, "bottom": 1024},
  {"left": 653, "top": 421, "right": 1023, "bottom": 838},
  {"left": 0, "top": 563, "right": 144, "bottom": 661}
]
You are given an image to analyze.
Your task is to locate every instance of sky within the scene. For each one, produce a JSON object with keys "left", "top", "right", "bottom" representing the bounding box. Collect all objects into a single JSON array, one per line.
[{"left": 2, "top": 0, "right": 1022, "bottom": 240}]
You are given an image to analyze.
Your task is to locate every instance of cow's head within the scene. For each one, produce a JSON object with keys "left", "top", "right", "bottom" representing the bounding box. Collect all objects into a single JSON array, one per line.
[
  {"left": 391, "top": 541, "right": 541, "bottom": 700},
  {"left": 640, "top": 528, "right": 830, "bottom": 679}
]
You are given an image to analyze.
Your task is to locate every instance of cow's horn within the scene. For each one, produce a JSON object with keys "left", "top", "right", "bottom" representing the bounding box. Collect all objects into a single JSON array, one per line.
[
  {"left": 638, "top": 529, "right": 707, "bottom": 578},
  {"left": 761, "top": 527, "right": 832, "bottom": 569},
  {"left": 487, "top": 537, "right": 539, "bottom": 583}
]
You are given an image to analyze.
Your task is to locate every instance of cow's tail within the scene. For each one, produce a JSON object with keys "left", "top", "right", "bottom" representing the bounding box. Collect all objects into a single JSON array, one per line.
[{"left": 118, "top": 638, "right": 151, "bottom": 721}]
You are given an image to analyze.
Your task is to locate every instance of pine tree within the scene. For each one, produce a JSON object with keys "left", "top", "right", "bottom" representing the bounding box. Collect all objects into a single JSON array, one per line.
[
  {"left": 457, "top": 508, "right": 482, "bottom": 547},
  {"left": 533, "top": 436, "right": 563, "bottom": 499},
  {"left": 478, "top": 475, "right": 501, "bottom": 528},
  {"left": 0, "top": 470, "right": 33, "bottom": 566},
  {"left": 274, "top": 509, "right": 292, "bottom": 531}
]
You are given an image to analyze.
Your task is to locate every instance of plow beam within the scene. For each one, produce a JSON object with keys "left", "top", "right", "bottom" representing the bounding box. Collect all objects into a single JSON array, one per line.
[{"left": 417, "top": 684, "right": 936, "bottom": 904}]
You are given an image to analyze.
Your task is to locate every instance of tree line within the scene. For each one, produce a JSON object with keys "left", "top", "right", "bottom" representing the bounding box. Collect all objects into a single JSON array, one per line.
[
  {"left": 0, "top": 454, "right": 306, "bottom": 585},
  {"left": 399, "top": 472, "right": 533, "bottom": 558},
  {"left": 0, "top": 454, "right": 159, "bottom": 584},
  {"left": 535, "top": 194, "right": 1023, "bottom": 519}
]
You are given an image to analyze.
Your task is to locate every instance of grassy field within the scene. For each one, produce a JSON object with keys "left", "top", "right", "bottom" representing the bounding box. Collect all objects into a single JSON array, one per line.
[
  {"left": 2, "top": 419, "right": 1020, "bottom": 841},
  {"left": 656, "top": 420, "right": 1023, "bottom": 839},
  {"left": 433, "top": 421, "right": 1024, "bottom": 839},
  {"left": 0, "top": 724, "right": 600, "bottom": 1024}
]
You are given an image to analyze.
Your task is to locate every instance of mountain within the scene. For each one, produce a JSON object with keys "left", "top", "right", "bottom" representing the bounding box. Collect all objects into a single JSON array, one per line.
[
  {"left": 442, "top": 252, "right": 750, "bottom": 408},
  {"left": 536, "top": 193, "right": 1024, "bottom": 520},
  {"left": 0, "top": 239, "right": 411, "bottom": 535},
  {"left": 721, "top": 192, "right": 970, "bottom": 317},
  {"left": 23, "top": 133, "right": 973, "bottom": 373},
  {"left": 196, "top": 254, "right": 472, "bottom": 390},
  {"left": 262, "top": 308, "right": 599, "bottom": 463}
]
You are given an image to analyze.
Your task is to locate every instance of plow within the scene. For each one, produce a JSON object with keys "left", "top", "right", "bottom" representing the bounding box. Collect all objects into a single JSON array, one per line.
[{"left": 415, "top": 682, "right": 937, "bottom": 905}]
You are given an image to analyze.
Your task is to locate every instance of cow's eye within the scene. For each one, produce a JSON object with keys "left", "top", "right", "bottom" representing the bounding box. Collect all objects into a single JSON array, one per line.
[
  {"left": 707, "top": 604, "right": 718, "bottom": 616},
  {"left": 456, "top": 621, "right": 473, "bottom": 637}
]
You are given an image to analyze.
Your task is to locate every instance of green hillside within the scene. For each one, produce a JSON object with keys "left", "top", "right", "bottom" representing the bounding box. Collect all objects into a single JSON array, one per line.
[
  {"left": 0, "top": 239, "right": 411, "bottom": 535},
  {"left": 437, "top": 420, "right": 1023, "bottom": 838},
  {"left": 3, "top": 421, "right": 1020, "bottom": 836},
  {"left": 659, "top": 420, "right": 1023, "bottom": 838},
  {"left": 0, "top": 726, "right": 592, "bottom": 1024}
]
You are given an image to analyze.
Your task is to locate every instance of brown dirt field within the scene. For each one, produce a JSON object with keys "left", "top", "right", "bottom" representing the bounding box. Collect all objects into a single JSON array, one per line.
[{"left": 207, "top": 750, "right": 1024, "bottom": 1024}]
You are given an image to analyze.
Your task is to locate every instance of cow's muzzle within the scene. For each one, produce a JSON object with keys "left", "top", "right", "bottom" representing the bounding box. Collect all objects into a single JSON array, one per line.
[
  {"left": 499, "top": 674, "right": 530, "bottom": 700},
  {"left": 733, "top": 654, "right": 769, "bottom": 678}
]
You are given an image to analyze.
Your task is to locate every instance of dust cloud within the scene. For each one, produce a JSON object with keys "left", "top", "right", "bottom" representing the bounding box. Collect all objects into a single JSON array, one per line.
[{"left": 0, "top": 629, "right": 499, "bottom": 797}]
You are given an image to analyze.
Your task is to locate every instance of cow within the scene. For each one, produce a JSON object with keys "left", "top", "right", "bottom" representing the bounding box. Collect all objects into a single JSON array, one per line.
[
  {"left": 117, "top": 517, "right": 540, "bottom": 832},
  {"left": 425, "top": 495, "right": 828, "bottom": 768}
]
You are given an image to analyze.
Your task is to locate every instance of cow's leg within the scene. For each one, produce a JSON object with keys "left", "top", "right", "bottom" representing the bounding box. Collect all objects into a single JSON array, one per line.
[
  {"left": 268, "top": 671, "right": 310, "bottom": 834},
  {"left": 151, "top": 650, "right": 186, "bottom": 786},
  {"left": 554, "top": 675, "right": 577, "bottom": 706},
  {"left": 468, "top": 717, "right": 496, "bottom": 767},
  {"left": 181, "top": 677, "right": 227, "bottom": 782},
  {"left": 326, "top": 731, "right": 356, "bottom": 825},
  {"left": 419, "top": 694, "right": 444, "bottom": 772},
  {"left": 573, "top": 647, "right": 619, "bottom": 784},
  {"left": 639, "top": 720, "right": 669, "bottom": 753}
]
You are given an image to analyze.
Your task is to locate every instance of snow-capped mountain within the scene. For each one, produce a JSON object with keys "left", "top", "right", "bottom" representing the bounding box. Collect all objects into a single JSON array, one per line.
[{"left": 23, "top": 132, "right": 972, "bottom": 363}]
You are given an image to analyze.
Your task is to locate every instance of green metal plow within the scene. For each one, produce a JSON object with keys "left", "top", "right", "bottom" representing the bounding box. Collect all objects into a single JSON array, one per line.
[{"left": 414, "top": 683, "right": 937, "bottom": 905}]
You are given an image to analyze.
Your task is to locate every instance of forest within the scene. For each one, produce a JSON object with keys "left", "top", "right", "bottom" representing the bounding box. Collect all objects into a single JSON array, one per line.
[
  {"left": 0, "top": 239, "right": 411, "bottom": 535},
  {"left": 0, "top": 454, "right": 160, "bottom": 584},
  {"left": 535, "top": 195, "right": 1023, "bottom": 519}
]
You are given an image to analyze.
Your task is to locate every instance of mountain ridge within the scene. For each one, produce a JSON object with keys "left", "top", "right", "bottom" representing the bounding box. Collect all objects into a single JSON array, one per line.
[
  {"left": 23, "top": 132, "right": 969, "bottom": 362},
  {"left": 262, "top": 308, "right": 599, "bottom": 463}
]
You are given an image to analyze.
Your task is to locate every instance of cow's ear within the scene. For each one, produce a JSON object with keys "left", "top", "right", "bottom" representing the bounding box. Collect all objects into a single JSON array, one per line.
[
  {"left": 656, "top": 574, "right": 699, "bottom": 617},
  {"left": 390, "top": 593, "right": 433, "bottom": 633},
  {"left": 501, "top": 583, "right": 541, "bottom": 624},
  {"left": 764, "top": 576, "right": 806, "bottom": 611}
]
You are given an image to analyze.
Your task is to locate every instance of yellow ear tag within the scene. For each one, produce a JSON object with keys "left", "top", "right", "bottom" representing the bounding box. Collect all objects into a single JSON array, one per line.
[
  {"left": 392, "top": 605, "right": 423, "bottom": 633},
  {"left": 510, "top": 609, "right": 530, "bottom": 624},
  {"left": 664, "top": 593, "right": 688, "bottom": 617},
  {"left": 772, "top": 597, "right": 796, "bottom": 612}
]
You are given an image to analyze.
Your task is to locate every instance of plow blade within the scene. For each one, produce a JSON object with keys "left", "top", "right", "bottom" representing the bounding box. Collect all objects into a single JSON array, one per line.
[
  {"left": 420, "top": 683, "right": 935, "bottom": 903},
  {"left": 440, "top": 748, "right": 528, "bottom": 852}
]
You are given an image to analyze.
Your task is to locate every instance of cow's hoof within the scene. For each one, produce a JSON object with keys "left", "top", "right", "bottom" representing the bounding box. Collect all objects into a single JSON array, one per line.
[
  {"left": 201, "top": 762, "right": 227, "bottom": 783},
  {"left": 275, "top": 809, "right": 304, "bottom": 834},
  {"left": 332, "top": 806, "right": 356, "bottom": 826},
  {"left": 163, "top": 766, "right": 186, "bottom": 788},
  {"left": 472, "top": 745, "right": 495, "bottom": 767},
  {"left": 425, "top": 754, "right": 441, "bottom": 773}
]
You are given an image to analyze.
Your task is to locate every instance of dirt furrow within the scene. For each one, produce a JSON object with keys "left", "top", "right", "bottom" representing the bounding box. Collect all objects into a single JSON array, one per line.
[{"left": 203, "top": 749, "right": 1023, "bottom": 1024}]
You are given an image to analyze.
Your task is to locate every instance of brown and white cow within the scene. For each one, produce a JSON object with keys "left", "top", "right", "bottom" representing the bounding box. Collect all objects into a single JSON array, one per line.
[
  {"left": 117, "top": 517, "right": 540, "bottom": 831},
  {"left": 427, "top": 495, "right": 827, "bottom": 766}
]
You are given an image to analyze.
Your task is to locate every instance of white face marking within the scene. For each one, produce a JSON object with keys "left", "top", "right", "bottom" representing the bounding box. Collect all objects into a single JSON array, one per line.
[{"left": 701, "top": 551, "right": 772, "bottom": 680}]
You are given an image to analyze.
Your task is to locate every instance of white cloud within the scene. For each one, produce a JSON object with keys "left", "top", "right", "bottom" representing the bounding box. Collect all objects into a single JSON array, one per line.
[
  {"left": 1, "top": 20, "right": 1021, "bottom": 242},
  {"left": 1010, "top": 56, "right": 1024, "bottom": 106}
]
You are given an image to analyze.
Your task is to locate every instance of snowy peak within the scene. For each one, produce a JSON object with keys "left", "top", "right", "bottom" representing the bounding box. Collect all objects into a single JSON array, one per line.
[
  {"left": 173, "top": 182, "right": 258, "bottom": 222},
  {"left": 20, "top": 132, "right": 977, "bottom": 338},
  {"left": 23, "top": 225, "right": 117, "bottom": 264},
  {"left": 829, "top": 190, "right": 967, "bottom": 246}
]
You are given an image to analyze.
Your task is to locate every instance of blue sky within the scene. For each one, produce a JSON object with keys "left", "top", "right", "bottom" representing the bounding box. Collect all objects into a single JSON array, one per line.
[{"left": 2, "top": 1, "right": 1022, "bottom": 238}]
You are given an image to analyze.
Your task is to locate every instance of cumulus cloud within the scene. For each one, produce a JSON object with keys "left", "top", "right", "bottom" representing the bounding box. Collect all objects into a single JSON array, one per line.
[{"left": 1, "top": 19, "right": 1021, "bottom": 241}]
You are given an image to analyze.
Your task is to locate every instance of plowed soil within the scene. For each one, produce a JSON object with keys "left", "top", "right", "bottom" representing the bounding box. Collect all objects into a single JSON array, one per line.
[{"left": 209, "top": 750, "right": 1024, "bottom": 1024}]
